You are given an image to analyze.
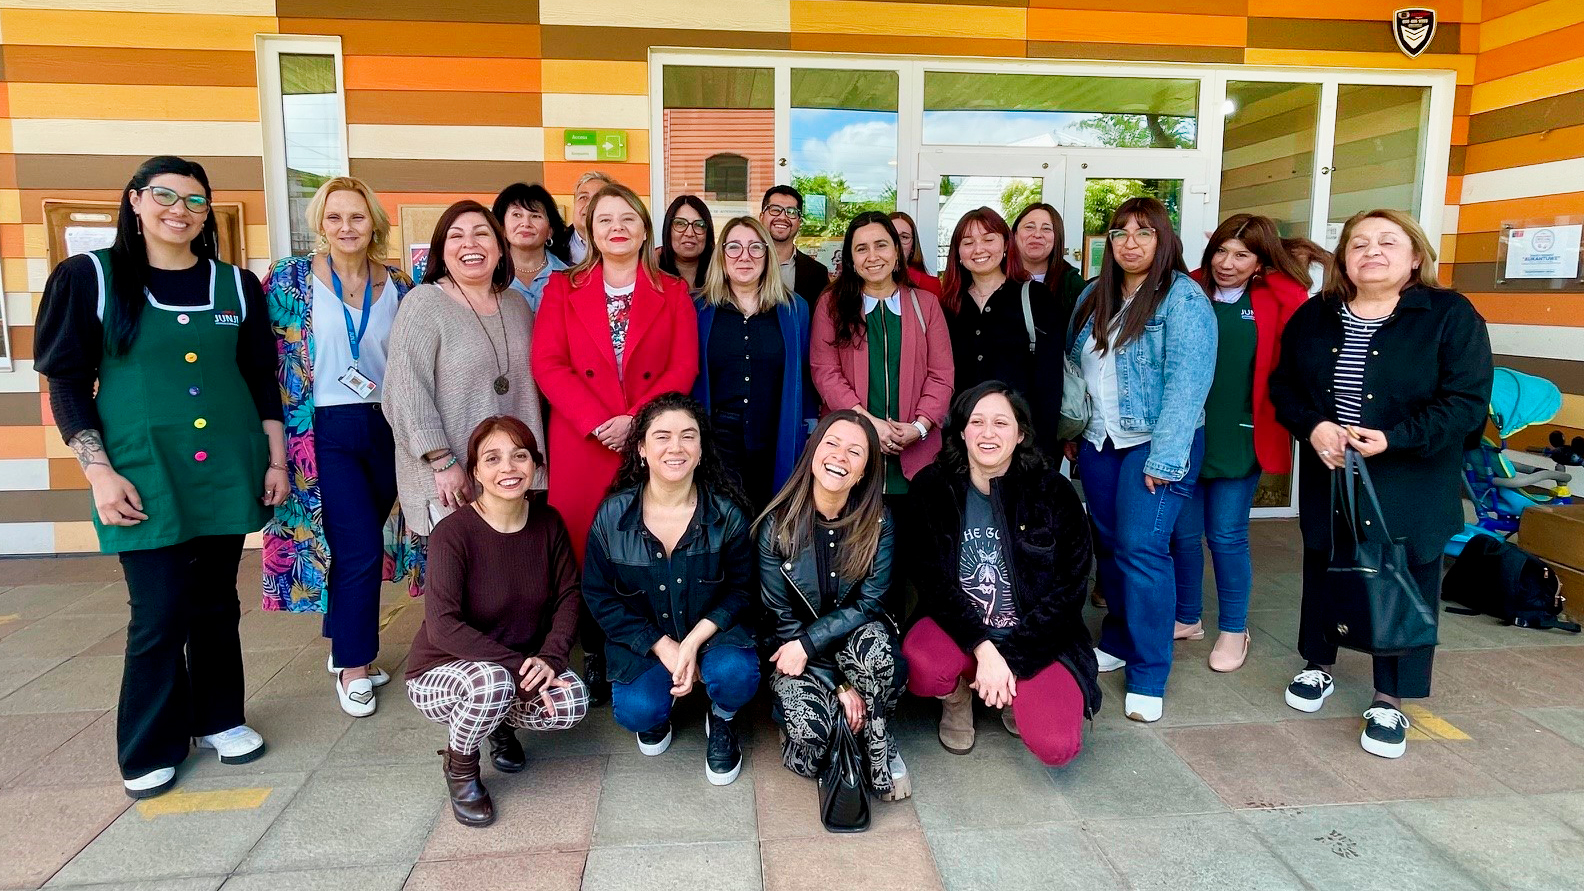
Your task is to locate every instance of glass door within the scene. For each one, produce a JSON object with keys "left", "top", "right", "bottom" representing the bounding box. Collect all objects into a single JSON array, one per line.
[
  {"left": 1060, "top": 153, "right": 1210, "bottom": 280},
  {"left": 915, "top": 151, "right": 1065, "bottom": 279}
]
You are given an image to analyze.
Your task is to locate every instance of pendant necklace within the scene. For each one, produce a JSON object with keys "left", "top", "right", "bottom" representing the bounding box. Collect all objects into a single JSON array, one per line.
[{"left": 459, "top": 281, "right": 511, "bottom": 395}]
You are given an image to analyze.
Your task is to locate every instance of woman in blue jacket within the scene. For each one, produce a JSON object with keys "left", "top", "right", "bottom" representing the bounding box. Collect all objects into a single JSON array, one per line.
[
  {"left": 1066, "top": 197, "right": 1216, "bottom": 725},
  {"left": 693, "top": 216, "right": 814, "bottom": 513}
]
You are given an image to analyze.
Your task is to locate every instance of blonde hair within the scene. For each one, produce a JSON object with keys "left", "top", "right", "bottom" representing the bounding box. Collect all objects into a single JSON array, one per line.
[
  {"left": 307, "top": 176, "right": 391, "bottom": 262},
  {"left": 1323, "top": 208, "right": 1439, "bottom": 302},
  {"left": 568, "top": 182, "right": 668, "bottom": 289},
  {"left": 700, "top": 217, "right": 791, "bottom": 310}
]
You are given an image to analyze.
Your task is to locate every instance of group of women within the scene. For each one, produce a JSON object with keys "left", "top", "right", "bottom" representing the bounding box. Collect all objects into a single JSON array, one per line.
[{"left": 34, "top": 154, "right": 1491, "bottom": 819}]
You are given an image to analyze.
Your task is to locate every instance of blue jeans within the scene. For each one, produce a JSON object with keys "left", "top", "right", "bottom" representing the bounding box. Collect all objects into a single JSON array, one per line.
[
  {"left": 1080, "top": 429, "right": 1205, "bottom": 697},
  {"left": 316, "top": 404, "right": 398, "bottom": 669},
  {"left": 1171, "top": 471, "right": 1261, "bottom": 634},
  {"left": 611, "top": 644, "right": 761, "bottom": 732}
]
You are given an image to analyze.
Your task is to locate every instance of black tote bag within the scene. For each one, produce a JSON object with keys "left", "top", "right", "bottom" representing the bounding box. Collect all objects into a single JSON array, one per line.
[
  {"left": 818, "top": 714, "right": 871, "bottom": 833},
  {"left": 1324, "top": 449, "right": 1439, "bottom": 656}
]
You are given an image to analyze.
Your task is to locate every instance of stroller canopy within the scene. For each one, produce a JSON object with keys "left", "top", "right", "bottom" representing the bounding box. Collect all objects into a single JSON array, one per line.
[{"left": 1489, "top": 367, "right": 1562, "bottom": 440}]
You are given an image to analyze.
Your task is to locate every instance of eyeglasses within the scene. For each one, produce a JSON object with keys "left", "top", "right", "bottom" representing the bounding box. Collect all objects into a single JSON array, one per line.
[
  {"left": 762, "top": 205, "right": 802, "bottom": 220},
  {"left": 140, "top": 186, "right": 210, "bottom": 214},
  {"left": 1107, "top": 227, "right": 1157, "bottom": 245},
  {"left": 670, "top": 218, "right": 709, "bottom": 234},
  {"left": 723, "top": 241, "right": 768, "bottom": 259}
]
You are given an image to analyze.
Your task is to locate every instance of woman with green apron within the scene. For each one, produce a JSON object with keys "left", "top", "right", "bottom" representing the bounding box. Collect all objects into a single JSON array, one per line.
[{"left": 33, "top": 156, "right": 286, "bottom": 799}]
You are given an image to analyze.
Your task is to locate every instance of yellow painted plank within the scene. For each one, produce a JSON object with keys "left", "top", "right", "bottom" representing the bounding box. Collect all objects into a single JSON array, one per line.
[
  {"left": 51, "top": 521, "right": 99, "bottom": 554},
  {"left": 1558, "top": 394, "right": 1584, "bottom": 429},
  {"left": 539, "top": 0, "right": 790, "bottom": 31},
  {"left": 0, "top": 1, "right": 276, "bottom": 12},
  {"left": 1471, "top": 56, "right": 1584, "bottom": 114},
  {"left": 22, "top": 224, "right": 45, "bottom": 258},
  {"left": 541, "top": 60, "right": 647, "bottom": 96},
  {"left": 1402, "top": 704, "right": 1471, "bottom": 741},
  {"left": 1480, "top": 0, "right": 1584, "bottom": 52},
  {"left": 6, "top": 83, "right": 258, "bottom": 123},
  {"left": 0, "top": 9, "right": 277, "bottom": 50},
  {"left": 135, "top": 787, "right": 273, "bottom": 818},
  {"left": 1247, "top": 0, "right": 1473, "bottom": 22},
  {"left": 0, "top": 192, "right": 21, "bottom": 226},
  {"left": 791, "top": 0, "right": 1025, "bottom": 39},
  {"left": 1244, "top": 48, "right": 1475, "bottom": 85}
]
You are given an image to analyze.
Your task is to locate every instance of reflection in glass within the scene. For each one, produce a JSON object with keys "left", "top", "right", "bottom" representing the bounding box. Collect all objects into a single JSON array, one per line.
[
  {"left": 1220, "top": 81, "right": 1321, "bottom": 239},
  {"left": 279, "top": 53, "right": 344, "bottom": 256},
  {"left": 661, "top": 66, "right": 774, "bottom": 221},
  {"left": 1329, "top": 84, "right": 1430, "bottom": 238},
  {"left": 934, "top": 176, "right": 1043, "bottom": 271},
  {"left": 922, "top": 72, "right": 1198, "bottom": 149},
  {"left": 1080, "top": 179, "right": 1184, "bottom": 276},
  {"left": 790, "top": 69, "right": 900, "bottom": 264}
]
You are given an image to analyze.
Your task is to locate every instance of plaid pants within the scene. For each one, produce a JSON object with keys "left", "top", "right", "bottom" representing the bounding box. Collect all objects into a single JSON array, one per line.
[{"left": 406, "top": 660, "right": 588, "bottom": 754}]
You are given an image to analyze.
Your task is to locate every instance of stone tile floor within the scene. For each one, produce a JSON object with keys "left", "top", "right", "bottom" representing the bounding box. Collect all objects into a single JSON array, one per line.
[{"left": 2, "top": 520, "right": 1584, "bottom": 890}]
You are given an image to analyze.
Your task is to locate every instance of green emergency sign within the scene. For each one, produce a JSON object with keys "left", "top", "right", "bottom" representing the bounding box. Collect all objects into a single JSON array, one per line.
[{"left": 564, "top": 129, "right": 628, "bottom": 162}]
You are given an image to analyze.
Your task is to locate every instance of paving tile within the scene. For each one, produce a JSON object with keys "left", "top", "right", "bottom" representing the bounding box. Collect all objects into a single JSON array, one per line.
[
  {"left": 0, "top": 656, "right": 66, "bottom": 702},
  {"left": 404, "top": 852, "right": 585, "bottom": 891},
  {"left": 18, "top": 709, "right": 124, "bottom": 790},
  {"left": 1530, "top": 790, "right": 1584, "bottom": 834},
  {"left": 44, "top": 878, "right": 223, "bottom": 891},
  {"left": 1245, "top": 803, "right": 1484, "bottom": 890},
  {"left": 241, "top": 648, "right": 302, "bottom": 699},
  {"left": 240, "top": 765, "right": 442, "bottom": 872},
  {"left": 1389, "top": 795, "right": 1584, "bottom": 891},
  {"left": 0, "top": 583, "right": 115, "bottom": 619},
  {"left": 52, "top": 584, "right": 132, "bottom": 616},
  {"left": 321, "top": 693, "right": 445, "bottom": 767},
  {"left": 539, "top": 706, "right": 709, "bottom": 759},
  {"left": 1282, "top": 716, "right": 1509, "bottom": 802},
  {"left": 1435, "top": 709, "right": 1584, "bottom": 794},
  {"left": 49, "top": 772, "right": 309, "bottom": 886},
  {"left": 1, "top": 556, "right": 122, "bottom": 586},
  {"left": 1087, "top": 812, "right": 1308, "bottom": 891},
  {"left": 236, "top": 610, "right": 325, "bottom": 653},
  {"left": 0, "top": 613, "right": 33, "bottom": 642},
  {"left": 1162, "top": 722, "right": 1367, "bottom": 808},
  {"left": 1044, "top": 723, "right": 1226, "bottom": 819},
  {"left": 762, "top": 831, "right": 942, "bottom": 891},
  {"left": 927, "top": 824, "right": 1124, "bottom": 891},
  {"left": 421, "top": 755, "right": 602, "bottom": 860},
  {"left": 249, "top": 648, "right": 337, "bottom": 702},
  {"left": 0, "top": 656, "right": 124, "bottom": 715},
  {"left": 184, "top": 697, "right": 353, "bottom": 780},
  {"left": 591, "top": 748, "right": 757, "bottom": 847},
  {"left": 0, "top": 784, "right": 130, "bottom": 889},
  {"left": 0, "top": 612, "right": 127, "bottom": 660},
  {"left": 219, "top": 866, "right": 411, "bottom": 891},
  {"left": 584, "top": 842, "right": 760, "bottom": 891},
  {"left": 1148, "top": 661, "right": 1269, "bottom": 728},
  {"left": 1434, "top": 649, "right": 1584, "bottom": 709},
  {"left": 752, "top": 738, "right": 921, "bottom": 839},
  {"left": 1520, "top": 706, "right": 1584, "bottom": 747},
  {"left": 908, "top": 737, "right": 1074, "bottom": 830},
  {"left": 0, "top": 710, "right": 100, "bottom": 786}
]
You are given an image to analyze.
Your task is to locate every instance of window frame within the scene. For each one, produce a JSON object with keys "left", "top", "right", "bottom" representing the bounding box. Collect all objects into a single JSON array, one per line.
[
  {"left": 256, "top": 34, "right": 349, "bottom": 261},
  {"left": 703, "top": 152, "right": 751, "bottom": 202}
]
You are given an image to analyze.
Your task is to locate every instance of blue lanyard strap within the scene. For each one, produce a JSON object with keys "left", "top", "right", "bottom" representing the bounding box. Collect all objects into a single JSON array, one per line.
[{"left": 330, "top": 263, "right": 374, "bottom": 365}]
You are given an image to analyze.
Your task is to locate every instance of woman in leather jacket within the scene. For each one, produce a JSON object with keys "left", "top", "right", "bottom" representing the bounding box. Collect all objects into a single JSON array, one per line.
[
  {"left": 583, "top": 393, "right": 759, "bottom": 786},
  {"left": 758, "top": 409, "right": 911, "bottom": 801}
]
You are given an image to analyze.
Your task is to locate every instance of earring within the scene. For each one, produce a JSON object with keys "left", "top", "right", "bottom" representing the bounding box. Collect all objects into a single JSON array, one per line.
[{"left": 137, "top": 218, "right": 143, "bottom": 235}]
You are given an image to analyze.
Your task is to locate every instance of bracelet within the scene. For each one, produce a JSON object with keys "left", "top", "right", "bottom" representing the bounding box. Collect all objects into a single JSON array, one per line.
[
  {"left": 912, "top": 420, "right": 929, "bottom": 439},
  {"left": 431, "top": 455, "right": 458, "bottom": 472},
  {"left": 268, "top": 461, "right": 286, "bottom": 470}
]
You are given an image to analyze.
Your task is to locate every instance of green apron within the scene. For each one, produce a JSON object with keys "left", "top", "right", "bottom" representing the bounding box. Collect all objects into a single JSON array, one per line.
[
  {"left": 866, "top": 302, "right": 908, "bottom": 495},
  {"left": 88, "top": 249, "right": 270, "bottom": 553}
]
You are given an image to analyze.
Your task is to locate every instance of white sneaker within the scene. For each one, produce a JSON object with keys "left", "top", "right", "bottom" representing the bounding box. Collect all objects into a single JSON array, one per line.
[
  {"left": 1095, "top": 648, "right": 1126, "bottom": 672},
  {"left": 336, "top": 673, "right": 377, "bottom": 718},
  {"left": 1124, "top": 693, "right": 1163, "bottom": 723},
  {"left": 195, "top": 725, "right": 266, "bottom": 764},
  {"left": 327, "top": 654, "right": 390, "bottom": 687},
  {"left": 123, "top": 766, "right": 176, "bottom": 799}
]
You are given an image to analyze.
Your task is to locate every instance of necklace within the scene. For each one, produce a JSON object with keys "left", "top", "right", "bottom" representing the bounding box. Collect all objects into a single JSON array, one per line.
[{"left": 454, "top": 279, "right": 511, "bottom": 395}]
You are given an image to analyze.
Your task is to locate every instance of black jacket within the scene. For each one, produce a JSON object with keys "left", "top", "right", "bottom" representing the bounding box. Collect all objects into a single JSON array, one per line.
[
  {"left": 945, "top": 277, "right": 1067, "bottom": 449},
  {"left": 582, "top": 483, "right": 757, "bottom": 684},
  {"left": 1268, "top": 285, "right": 1493, "bottom": 563},
  {"left": 759, "top": 508, "right": 895, "bottom": 689},
  {"left": 792, "top": 250, "right": 831, "bottom": 307},
  {"left": 907, "top": 460, "right": 1100, "bottom": 717}
]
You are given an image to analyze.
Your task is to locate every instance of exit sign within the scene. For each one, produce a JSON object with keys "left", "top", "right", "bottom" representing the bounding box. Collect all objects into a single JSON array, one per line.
[{"left": 564, "top": 129, "right": 628, "bottom": 162}]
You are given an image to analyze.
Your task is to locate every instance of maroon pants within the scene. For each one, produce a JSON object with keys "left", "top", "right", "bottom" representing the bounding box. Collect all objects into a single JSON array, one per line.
[{"left": 903, "top": 617, "right": 1086, "bottom": 767}]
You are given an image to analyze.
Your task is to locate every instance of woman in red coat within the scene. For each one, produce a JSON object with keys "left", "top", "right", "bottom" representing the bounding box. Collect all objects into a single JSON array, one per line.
[{"left": 531, "top": 182, "right": 700, "bottom": 700}]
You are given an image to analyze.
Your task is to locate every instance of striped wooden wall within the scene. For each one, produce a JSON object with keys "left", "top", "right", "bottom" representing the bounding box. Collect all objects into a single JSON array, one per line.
[{"left": 0, "top": 0, "right": 1572, "bottom": 553}]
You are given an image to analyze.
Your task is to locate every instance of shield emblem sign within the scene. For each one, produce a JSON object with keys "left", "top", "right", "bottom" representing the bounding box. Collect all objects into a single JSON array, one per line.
[{"left": 1392, "top": 8, "right": 1438, "bottom": 58}]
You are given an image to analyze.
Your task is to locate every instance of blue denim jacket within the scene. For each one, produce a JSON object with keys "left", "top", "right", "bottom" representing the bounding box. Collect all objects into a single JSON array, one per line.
[{"left": 1066, "top": 270, "right": 1216, "bottom": 481}]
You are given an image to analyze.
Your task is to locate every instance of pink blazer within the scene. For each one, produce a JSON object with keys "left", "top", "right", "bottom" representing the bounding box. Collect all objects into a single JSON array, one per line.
[{"left": 809, "top": 285, "right": 955, "bottom": 479}]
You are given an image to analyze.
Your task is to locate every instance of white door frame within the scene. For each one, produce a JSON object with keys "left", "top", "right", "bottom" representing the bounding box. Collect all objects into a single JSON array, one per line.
[{"left": 914, "top": 149, "right": 1066, "bottom": 274}]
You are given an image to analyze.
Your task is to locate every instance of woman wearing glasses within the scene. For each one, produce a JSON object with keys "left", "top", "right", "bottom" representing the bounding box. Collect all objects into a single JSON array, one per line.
[
  {"left": 493, "top": 182, "right": 568, "bottom": 313},
  {"left": 658, "top": 195, "right": 715, "bottom": 295},
  {"left": 1067, "top": 197, "right": 1215, "bottom": 724},
  {"left": 692, "top": 217, "right": 814, "bottom": 512},
  {"left": 34, "top": 156, "right": 283, "bottom": 798},
  {"left": 888, "top": 210, "right": 943, "bottom": 296}
]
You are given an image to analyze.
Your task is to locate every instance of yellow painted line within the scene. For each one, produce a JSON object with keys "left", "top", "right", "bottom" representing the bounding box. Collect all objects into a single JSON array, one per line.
[
  {"left": 377, "top": 599, "right": 413, "bottom": 634},
  {"left": 1403, "top": 705, "right": 1471, "bottom": 741},
  {"left": 135, "top": 787, "right": 272, "bottom": 818},
  {"left": 0, "top": 614, "right": 19, "bottom": 625}
]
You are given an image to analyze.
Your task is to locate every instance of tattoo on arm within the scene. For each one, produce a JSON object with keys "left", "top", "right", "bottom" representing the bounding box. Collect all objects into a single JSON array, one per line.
[{"left": 69, "top": 429, "right": 109, "bottom": 470}]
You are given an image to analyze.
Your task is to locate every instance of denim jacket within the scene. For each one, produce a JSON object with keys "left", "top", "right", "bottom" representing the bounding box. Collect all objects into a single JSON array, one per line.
[{"left": 1066, "top": 270, "right": 1216, "bottom": 481}]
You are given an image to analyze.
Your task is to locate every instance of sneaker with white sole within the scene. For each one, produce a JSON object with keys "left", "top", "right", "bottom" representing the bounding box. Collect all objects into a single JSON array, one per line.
[
  {"left": 1361, "top": 702, "right": 1409, "bottom": 759},
  {"left": 327, "top": 654, "right": 390, "bottom": 687},
  {"left": 1095, "top": 648, "right": 1125, "bottom": 673},
  {"left": 1124, "top": 692, "right": 1163, "bottom": 723},
  {"left": 1285, "top": 668, "right": 1335, "bottom": 713},
  {"left": 637, "top": 722, "right": 673, "bottom": 756},
  {"left": 704, "top": 712, "right": 742, "bottom": 786},
  {"left": 123, "top": 766, "right": 176, "bottom": 800},
  {"left": 336, "top": 672, "right": 377, "bottom": 718},
  {"left": 195, "top": 725, "right": 266, "bottom": 764}
]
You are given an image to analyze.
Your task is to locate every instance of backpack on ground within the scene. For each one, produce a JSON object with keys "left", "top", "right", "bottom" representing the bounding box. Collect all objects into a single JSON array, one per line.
[{"left": 1442, "top": 535, "right": 1581, "bottom": 632}]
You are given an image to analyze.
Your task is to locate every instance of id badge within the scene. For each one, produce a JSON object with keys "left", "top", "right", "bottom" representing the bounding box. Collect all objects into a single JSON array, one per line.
[{"left": 338, "top": 366, "right": 377, "bottom": 399}]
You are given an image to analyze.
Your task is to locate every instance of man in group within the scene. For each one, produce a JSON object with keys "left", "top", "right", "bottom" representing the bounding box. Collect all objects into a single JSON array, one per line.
[
  {"left": 567, "top": 171, "right": 613, "bottom": 264},
  {"left": 760, "top": 185, "right": 830, "bottom": 304}
]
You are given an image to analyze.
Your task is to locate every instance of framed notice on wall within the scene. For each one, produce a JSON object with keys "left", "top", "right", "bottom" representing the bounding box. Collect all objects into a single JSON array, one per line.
[
  {"left": 399, "top": 205, "right": 450, "bottom": 280},
  {"left": 1495, "top": 218, "right": 1584, "bottom": 290},
  {"left": 44, "top": 200, "right": 247, "bottom": 270}
]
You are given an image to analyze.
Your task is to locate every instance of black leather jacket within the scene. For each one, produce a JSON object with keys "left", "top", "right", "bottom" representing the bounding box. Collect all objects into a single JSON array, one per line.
[
  {"left": 583, "top": 483, "right": 757, "bottom": 684},
  {"left": 758, "top": 507, "right": 895, "bottom": 688}
]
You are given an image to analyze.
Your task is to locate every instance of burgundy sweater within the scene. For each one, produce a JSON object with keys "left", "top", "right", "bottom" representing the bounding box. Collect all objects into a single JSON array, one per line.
[{"left": 406, "top": 495, "right": 581, "bottom": 682}]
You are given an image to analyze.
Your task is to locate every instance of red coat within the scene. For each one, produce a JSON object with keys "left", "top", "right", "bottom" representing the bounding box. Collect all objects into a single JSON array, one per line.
[
  {"left": 1191, "top": 268, "right": 1309, "bottom": 474},
  {"left": 531, "top": 264, "right": 699, "bottom": 560}
]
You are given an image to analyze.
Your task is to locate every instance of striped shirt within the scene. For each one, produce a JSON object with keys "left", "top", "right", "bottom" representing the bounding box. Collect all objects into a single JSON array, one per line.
[{"left": 1334, "top": 303, "right": 1391, "bottom": 425}]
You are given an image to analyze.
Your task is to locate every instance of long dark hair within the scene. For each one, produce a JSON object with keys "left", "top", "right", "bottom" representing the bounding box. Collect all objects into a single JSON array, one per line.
[
  {"left": 107, "top": 156, "right": 220, "bottom": 355},
  {"left": 1072, "top": 197, "right": 1188, "bottom": 355},
  {"left": 938, "top": 206, "right": 1027, "bottom": 316},
  {"left": 492, "top": 182, "right": 567, "bottom": 254},
  {"left": 1199, "top": 213, "right": 1314, "bottom": 293},
  {"left": 1010, "top": 202, "right": 1068, "bottom": 279},
  {"left": 757, "top": 409, "right": 886, "bottom": 581},
  {"left": 421, "top": 200, "right": 514, "bottom": 291},
  {"left": 824, "top": 211, "right": 910, "bottom": 348},
  {"left": 609, "top": 392, "right": 750, "bottom": 509},
  {"left": 658, "top": 195, "right": 715, "bottom": 290},
  {"left": 936, "top": 381, "right": 1047, "bottom": 478}
]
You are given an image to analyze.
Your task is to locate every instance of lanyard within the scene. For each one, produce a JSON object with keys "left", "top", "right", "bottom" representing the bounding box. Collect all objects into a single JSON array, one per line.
[{"left": 330, "top": 264, "right": 374, "bottom": 365}]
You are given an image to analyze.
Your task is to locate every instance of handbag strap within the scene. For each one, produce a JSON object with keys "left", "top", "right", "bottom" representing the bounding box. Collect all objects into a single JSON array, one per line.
[{"left": 1345, "top": 449, "right": 1396, "bottom": 543}]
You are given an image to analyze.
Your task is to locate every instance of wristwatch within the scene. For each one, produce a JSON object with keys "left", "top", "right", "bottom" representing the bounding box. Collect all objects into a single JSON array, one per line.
[{"left": 912, "top": 420, "right": 929, "bottom": 439}]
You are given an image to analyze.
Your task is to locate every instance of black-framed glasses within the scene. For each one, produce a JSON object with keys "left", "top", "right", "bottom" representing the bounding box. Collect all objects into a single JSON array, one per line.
[
  {"left": 670, "top": 218, "right": 709, "bottom": 234},
  {"left": 762, "top": 205, "right": 802, "bottom": 220},
  {"left": 723, "top": 241, "right": 768, "bottom": 259},
  {"left": 140, "top": 186, "right": 210, "bottom": 214},
  {"left": 1107, "top": 227, "right": 1156, "bottom": 244}
]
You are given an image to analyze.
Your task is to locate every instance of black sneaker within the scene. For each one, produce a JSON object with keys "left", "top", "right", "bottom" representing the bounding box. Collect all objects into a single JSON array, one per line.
[
  {"left": 1361, "top": 702, "right": 1409, "bottom": 759},
  {"left": 636, "top": 721, "right": 672, "bottom": 757},
  {"left": 583, "top": 651, "right": 611, "bottom": 707},
  {"left": 704, "top": 712, "right": 742, "bottom": 786},
  {"left": 1284, "top": 668, "right": 1335, "bottom": 713}
]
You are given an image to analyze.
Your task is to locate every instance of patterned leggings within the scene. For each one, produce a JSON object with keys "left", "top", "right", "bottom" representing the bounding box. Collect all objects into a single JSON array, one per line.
[
  {"left": 406, "top": 660, "right": 588, "bottom": 754},
  {"left": 770, "top": 620, "right": 907, "bottom": 796}
]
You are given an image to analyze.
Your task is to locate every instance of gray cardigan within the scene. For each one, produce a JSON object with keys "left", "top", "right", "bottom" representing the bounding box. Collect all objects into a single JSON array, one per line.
[{"left": 383, "top": 283, "right": 546, "bottom": 535}]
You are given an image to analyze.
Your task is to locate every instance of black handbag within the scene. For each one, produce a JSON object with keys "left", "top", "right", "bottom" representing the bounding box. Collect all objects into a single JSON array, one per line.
[
  {"left": 1325, "top": 449, "right": 1439, "bottom": 655},
  {"left": 818, "top": 713, "right": 871, "bottom": 833}
]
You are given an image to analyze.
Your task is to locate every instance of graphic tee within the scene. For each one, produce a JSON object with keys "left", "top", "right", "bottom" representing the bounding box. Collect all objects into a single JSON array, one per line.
[{"left": 960, "top": 486, "right": 1019, "bottom": 637}]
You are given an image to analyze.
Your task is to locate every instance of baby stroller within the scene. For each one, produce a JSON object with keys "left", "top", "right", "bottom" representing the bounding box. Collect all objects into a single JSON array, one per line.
[{"left": 1449, "top": 367, "right": 1574, "bottom": 555}]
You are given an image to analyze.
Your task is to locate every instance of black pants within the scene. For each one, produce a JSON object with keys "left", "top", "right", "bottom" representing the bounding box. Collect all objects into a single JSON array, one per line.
[
  {"left": 1298, "top": 547, "right": 1441, "bottom": 700},
  {"left": 117, "top": 534, "right": 248, "bottom": 778},
  {"left": 315, "top": 404, "right": 398, "bottom": 668},
  {"left": 714, "top": 417, "right": 776, "bottom": 516}
]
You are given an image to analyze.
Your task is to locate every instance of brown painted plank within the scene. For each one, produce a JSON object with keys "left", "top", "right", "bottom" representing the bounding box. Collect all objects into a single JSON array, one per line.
[
  {"left": 0, "top": 394, "right": 44, "bottom": 428},
  {"left": 0, "top": 46, "right": 256, "bottom": 87},
  {"left": 1447, "top": 144, "right": 1465, "bottom": 177},
  {"left": 350, "top": 158, "right": 544, "bottom": 194},
  {"left": 1027, "top": 40, "right": 1243, "bottom": 64},
  {"left": 15, "top": 155, "right": 264, "bottom": 191},
  {"left": 1467, "top": 89, "right": 1584, "bottom": 145},
  {"left": 1493, "top": 355, "right": 1584, "bottom": 395},
  {"left": 280, "top": 18, "right": 541, "bottom": 58},
  {"left": 0, "top": 489, "right": 93, "bottom": 524},
  {"left": 347, "top": 90, "right": 542, "bottom": 126},
  {"left": 543, "top": 25, "right": 791, "bottom": 61},
  {"left": 19, "top": 190, "right": 266, "bottom": 225},
  {"left": 1455, "top": 262, "right": 1584, "bottom": 295},
  {"left": 1032, "top": 0, "right": 1248, "bottom": 11},
  {"left": 275, "top": 0, "right": 537, "bottom": 23},
  {"left": 1247, "top": 17, "right": 1460, "bottom": 56}
]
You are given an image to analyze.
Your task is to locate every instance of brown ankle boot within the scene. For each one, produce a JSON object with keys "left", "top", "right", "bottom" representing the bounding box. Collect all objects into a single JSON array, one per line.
[
  {"left": 938, "top": 678, "right": 976, "bottom": 755},
  {"left": 440, "top": 748, "right": 494, "bottom": 827}
]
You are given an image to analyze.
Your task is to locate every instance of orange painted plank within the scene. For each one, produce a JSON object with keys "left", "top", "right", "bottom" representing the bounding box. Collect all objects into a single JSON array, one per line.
[
  {"left": 344, "top": 56, "right": 540, "bottom": 93},
  {"left": 1027, "top": 8, "right": 1247, "bottom": 46},
  {"left": 0, "top": 224, "right": 23, "bottom": 258},
  {"left": 49, "top": 459, "right": 88, "bottom": 490},
  {"left": 0, "top": 426, "right": 46, "bottom": 459},
  {"left": 1451, "top": 115, "right": 1469, "bottom": 146},
  {"left": 542, "top": 162, "right": 650, "bottom": 197},
  {"left": 1246, "top": 0, "right": 1471, "bottom": 22},
  {"left": 1465, "top": 123, "right": 1584, "bottom": 174},
  {"left": 1459, "top": 191, "right": 1584, "bottom": 231},
  {"left": 1475, "top": 22, "right": 1584, "bottom": 83},
  {"left": 1467, "top": 292, "right": 1584, "bottom": 327}
]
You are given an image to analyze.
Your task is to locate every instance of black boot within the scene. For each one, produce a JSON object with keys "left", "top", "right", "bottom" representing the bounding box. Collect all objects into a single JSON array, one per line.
[
  {"left": 440, "top": 748, "right": 495, "bottom": 827},
  {"left": 488, "top": 726, "right": 526, "bottom": 773},
  {"left": 584, "top": 651, "right": 611, "bottom": 707}
]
